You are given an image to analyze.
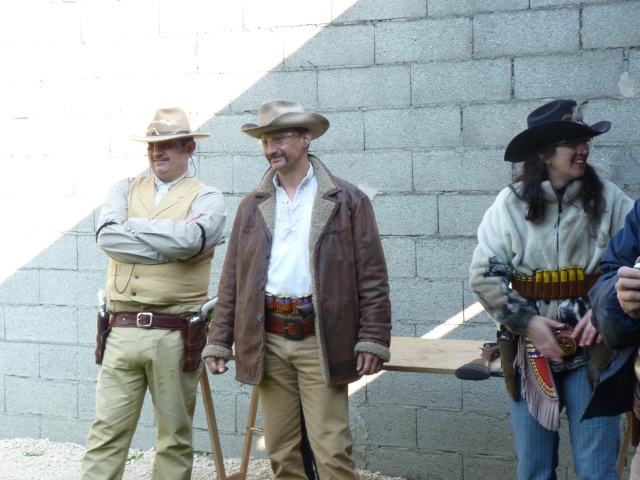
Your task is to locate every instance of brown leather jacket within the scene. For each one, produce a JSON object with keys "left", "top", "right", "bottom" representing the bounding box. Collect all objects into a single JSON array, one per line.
[{"left": 203, "top": 156, "right": 391, "bottom": 386}]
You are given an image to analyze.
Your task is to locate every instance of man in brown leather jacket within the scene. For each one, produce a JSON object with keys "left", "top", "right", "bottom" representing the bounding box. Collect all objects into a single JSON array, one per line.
[{"left": 202, "top": 99, "right": 392, "bottom": 479}]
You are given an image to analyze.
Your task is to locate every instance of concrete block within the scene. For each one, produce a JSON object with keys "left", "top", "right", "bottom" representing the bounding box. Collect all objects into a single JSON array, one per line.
[
  {"left": 159, "top": 0, "right": 243, "bottom": 34},
  {"left": 605, "top": 145, "right": 640, "bottom": 194},
  {"left": 462, "top": 377, "right": 509, "bottom": 414},
  {"left": 40, "top": 344, "right": 94, "bottom": 381},
  {"left": 77, "top": 307, "right": 97, "bottom": 347},
  {"left": 312, "top": 110, "right": 365, "bottom": 153},
  {"left": 438, "top": 194, "right": 497, "bottom": 236},
  {"left": 0, "top": 305, "right": 4, "bottom": 341},
  {"left": 417, "top": 408, "right": 513, "bottom": 455},
  {"left": 429, "top": 0, "right": 528, "bottom": 15},
  {"left": 198, "top": 113, "right": 260, "bottom": 155},
  {"left": 78, "top": 234, "right": 109, "bottom": 272},
  {"left": 412, "top": 58, "right": 511, "bottom": 105},
  {"left": 390, "top": 278, "right": 463, "bottom": 322},
  {"left": 628, "top": 50, "right": 640, "bottom": 99},
  {"left": 333, "top": 0, "right": 426, "bottom": 22},
  {"left": 0, "top": 2, "right": 79, "bottom": 44},
  {"left": 284, "top": 25, "right": 374, "bottom": 69},
  {"left": 41, "top": 417, "right": 93, "bottom": 446},
  {"left": 318, "top": 66, "right": 411, "bottom": 109},
  {"left": 515, "top": 50, "right": 624, "bottom": 100},
  {"left": 7, "top": 305, "right": 78, "bottom": 347},
  {"left": 243, "top": 0, "right": 332, "bottom": 28},
  {"left": 6, "top": 377, "right": 78, "bottom": 418},
  {"left": 375, "top": 17, "right": 472, "bottom": 64},
  {"left": 197, "top": 31, "right": 284, "bottom": 74},
  {"left": 0, "top": 341, "right": 39, "bottom": 377},
  {"left": 0, "top": 413, "right": 40, "bottom": 439},
  {"left": 193, "top": 430, "right": 247, "bottom": 458},
  {"left": 0, "top": 270, "right": 39, "bottom": 306},
  {"left": 193, "top": 389, "right": 237, "bottom": 433},
  {"left": 368, "top": 370, "right": 463, "bottom": 409},
  {"left": 532, "top": 0, "right": 601, "bottom": 6},
  {"left": 0, "top": 376, "right": 3, "bottom": 412},
  {"left": 582, "top": 3, "right": 640, "bottom": 49},
  {"left": 40, "top": 270, "right": 105, "bottom": 308},
  {"left": 78, "top": 380, "right": 97, "bottom": 421},
  {"left": 372, "top": 195, "right": 438, "bottom": 235},
  {"left": 463, "top": 454, "right": 518, "bottom": 480},
  {"left": 321, "top": 150, "right": 413, "bottom": 193},
  {"left": 463, "top": 101, "right": 537, "bottom": 148},
  {"left": 413, "top": 148, "right": 513, "bottom": 193},
  {"left": 79, "top": 0, "right": 157, "bottom": 42},
  {"left": 416, "top": 237, "right": 479, "bottom": 279},
  {"left": 474, "top": 9, "right": 579, "bottom": 58},
  {"left": 588, "top": 99, "right": 640, "bottom": 145},
  {"left": 357, "top": 405, "right": 417, "bottom": 447},
  {"left": 364, "top": 107, "right": 461, "bottom": 148},
  {"left": 381, "top": 237, "right": 416, "bottom": 278},
  {"left": 194, "top": 154, "right": 233, "bottom": 195},
  {"left": 366, "top": 447, "right": 462, "bottom": 480},
  {"left": 232, "top": 155, "right": 271, "bottom": 195},
  {"left": 228, "top": 71, "right": 318, "bottom": 113}
]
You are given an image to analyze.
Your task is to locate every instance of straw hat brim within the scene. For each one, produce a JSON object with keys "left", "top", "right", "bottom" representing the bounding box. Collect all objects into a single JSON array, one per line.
[
  {"left": 130, "top": 132, "right": 210, "bottom": 142},
  {"left": 504, "top": 120, "right": 610, "bottom": 163},
  {"left": 241, "top": 112, "right": 330, "bottom": 139}
]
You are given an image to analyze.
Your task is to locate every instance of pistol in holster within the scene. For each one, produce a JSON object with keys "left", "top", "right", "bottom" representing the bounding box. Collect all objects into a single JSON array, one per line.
[
  {"left": 497, "top": 327, "right": 520, "bottom": 401},
  {"left": 95, "top": 309, "right": 111, "bottom": 365},
  {"left": 180, "top": 314, "right": 209, "bottom": 372}
]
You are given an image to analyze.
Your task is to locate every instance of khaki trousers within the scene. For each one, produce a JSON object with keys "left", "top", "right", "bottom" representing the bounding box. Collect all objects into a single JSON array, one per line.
[
  {"left": 259, "top": 332, "right": 360, "bottom": 480},
  {"left": 81, "top": 327, "right": 202, "bottom": 480}
]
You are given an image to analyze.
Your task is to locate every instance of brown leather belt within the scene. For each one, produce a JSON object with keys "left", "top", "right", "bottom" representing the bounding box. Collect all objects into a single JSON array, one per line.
[
  {"left": 265, "top": 312, "right": 315, "bottom": 340},
  {"left": 511, "top": 269, "right": 600, "bottom": 300},
  {"left": 265, "top": 292, "right": 312, "bottom": 315},
  {"left": 110, "top": 312, "right": 186, "bottom": 330}
]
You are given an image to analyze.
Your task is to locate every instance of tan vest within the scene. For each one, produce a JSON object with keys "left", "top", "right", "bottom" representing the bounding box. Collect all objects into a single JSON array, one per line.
[{"left": 106, "top": 176, "right": 213, "bottom": 308}]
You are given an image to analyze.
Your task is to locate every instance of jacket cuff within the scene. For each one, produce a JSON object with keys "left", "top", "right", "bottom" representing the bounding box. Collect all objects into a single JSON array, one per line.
[
  {"left": 354, "top": 341, "right": 391, "bottom": 362},
  {"left": 201, "top": 344, "right": 232, "bottom": 361}
]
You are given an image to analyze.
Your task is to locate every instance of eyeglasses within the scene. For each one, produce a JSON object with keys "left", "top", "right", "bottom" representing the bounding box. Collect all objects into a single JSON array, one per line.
[
  {"left": 147, "top": 140, "right": 183, "bottom": 151},
  {"left": 259, "top": 131, "right": 300, "bottom": 148},
  {"left": 556, "top": 138, "right": 592, "bottom": 150}
]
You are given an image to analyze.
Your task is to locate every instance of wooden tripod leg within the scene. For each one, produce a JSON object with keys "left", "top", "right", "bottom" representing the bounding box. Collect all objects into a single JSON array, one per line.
[
  {"left": 200, "top": 369, "right": 227, "bottom": 480},
  {"left": 227, "top": 385, "right": 261, "bottom": 480}
]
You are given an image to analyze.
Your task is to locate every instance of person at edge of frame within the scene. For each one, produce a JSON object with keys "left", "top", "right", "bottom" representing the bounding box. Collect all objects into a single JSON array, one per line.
[
  {"left": 469, "top": 99, "right": 633, "bottom": 479},
  {"left": 201, "top": 99, "right": 392, "bottom": 479},
  {"left": 80, "top": 107, "right": 227, "bottom": 480},
  {"left": 583, "top": 182, "right": 640, "bottom": 480}
]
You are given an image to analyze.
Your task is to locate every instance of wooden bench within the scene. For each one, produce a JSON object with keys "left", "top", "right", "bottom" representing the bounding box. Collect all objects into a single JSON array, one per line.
[{"left": 199, "top": 337, "right": 632, "bottom": 479}]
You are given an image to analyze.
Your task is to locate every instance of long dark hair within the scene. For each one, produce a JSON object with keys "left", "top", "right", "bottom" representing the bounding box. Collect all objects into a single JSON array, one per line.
[{"left": 510, "top": 142, "right": 605, "bottom": 224}]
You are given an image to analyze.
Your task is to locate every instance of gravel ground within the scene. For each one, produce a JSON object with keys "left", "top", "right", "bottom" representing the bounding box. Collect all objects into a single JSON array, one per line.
[{"left": 0, "top": 438, "right": 406, "bottom": 480}]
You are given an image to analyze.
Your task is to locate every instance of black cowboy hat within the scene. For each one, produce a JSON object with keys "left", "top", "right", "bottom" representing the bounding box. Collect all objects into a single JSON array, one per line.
[{"left": 504, "top": 99, "right": 611, "bottom": 162}]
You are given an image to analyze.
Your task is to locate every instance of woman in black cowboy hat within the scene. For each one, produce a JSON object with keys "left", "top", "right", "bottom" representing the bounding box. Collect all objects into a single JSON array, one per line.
[{"left": 469, "top": 99, "right": 633, "bottom": 479}]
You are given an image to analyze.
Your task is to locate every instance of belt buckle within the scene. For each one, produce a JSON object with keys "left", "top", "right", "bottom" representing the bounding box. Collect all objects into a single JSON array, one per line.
[
  {"left": 282, "top": 317, "right": 303, "bottom": 340},
  {"left": 136, "top": 312, "right": 154, "bottom": 328}
]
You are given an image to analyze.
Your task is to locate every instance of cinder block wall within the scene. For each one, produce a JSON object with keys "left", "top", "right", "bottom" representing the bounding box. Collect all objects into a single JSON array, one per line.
[{"left": 1, "top": 1, "right": 639, "bottom": 478}]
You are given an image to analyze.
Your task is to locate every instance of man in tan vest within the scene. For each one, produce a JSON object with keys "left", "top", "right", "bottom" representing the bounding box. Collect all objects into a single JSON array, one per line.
[{"left": 81, "top": 107, "right": 226, "bottom": 480}]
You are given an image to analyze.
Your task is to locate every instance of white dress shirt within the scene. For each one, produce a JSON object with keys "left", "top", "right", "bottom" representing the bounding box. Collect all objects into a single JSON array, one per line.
[{"left": 265, "top": 163, "right": 317, "bottom": 297}]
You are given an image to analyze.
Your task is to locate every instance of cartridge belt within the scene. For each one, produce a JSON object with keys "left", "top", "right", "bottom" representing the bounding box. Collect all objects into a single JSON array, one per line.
[
  {"left": 265, "top": 292, "right": 312, "bottom": 315},
  {"left": 110, "top": 312, "right": 187, "bottom": 330},
  {"left": 511, "top": 269, "right": 600, "bottom": 300}
]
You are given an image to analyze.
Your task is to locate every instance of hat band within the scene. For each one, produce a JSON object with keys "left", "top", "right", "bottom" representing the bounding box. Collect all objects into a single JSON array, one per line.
[{"left": 147, "top": 130, "right": 192, "bottom": 137}]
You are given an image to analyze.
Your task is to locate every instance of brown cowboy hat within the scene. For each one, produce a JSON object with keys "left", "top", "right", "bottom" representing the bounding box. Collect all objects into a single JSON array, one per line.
[
  {"left": 504, "top": 99, "right": 610, "bottom": 162},
  {"left": 130, "top": 107, "right": 210, "bottom": 142},
  {"left": 241, "top": 100, "right": 330, "bottom": 139}
]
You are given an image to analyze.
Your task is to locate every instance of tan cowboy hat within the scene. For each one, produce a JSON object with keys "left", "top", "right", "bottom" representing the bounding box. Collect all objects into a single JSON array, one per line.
[
  {"left": 130, "top": 107, "right": 210, "bottom": 142},
  {"left": 241, "top": 100, "right": 330, "bottom": 139}
]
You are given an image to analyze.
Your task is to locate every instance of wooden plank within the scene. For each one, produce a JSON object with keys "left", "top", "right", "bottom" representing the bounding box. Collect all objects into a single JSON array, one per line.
[{"left": 384, "top": 337, "right": 490, "bottom": 374}]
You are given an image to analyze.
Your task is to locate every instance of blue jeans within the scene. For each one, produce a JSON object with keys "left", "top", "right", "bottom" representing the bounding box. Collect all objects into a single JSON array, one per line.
[{"left": 509, "top": 366, "right": 620, "bottom": 480}]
